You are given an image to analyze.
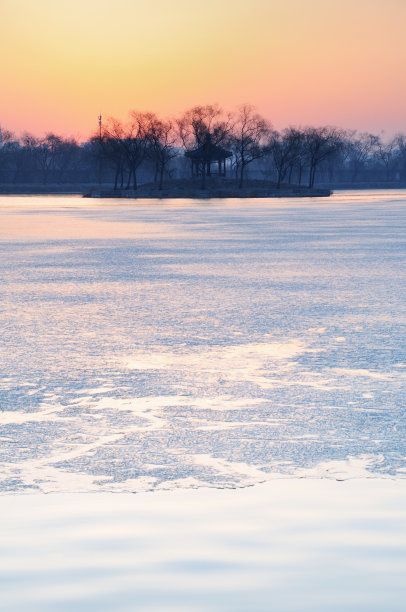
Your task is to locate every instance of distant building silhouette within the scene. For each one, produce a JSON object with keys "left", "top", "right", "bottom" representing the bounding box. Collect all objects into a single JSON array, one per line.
[{"left": 185, "top": 134, "right": 232, "bottom": 177}]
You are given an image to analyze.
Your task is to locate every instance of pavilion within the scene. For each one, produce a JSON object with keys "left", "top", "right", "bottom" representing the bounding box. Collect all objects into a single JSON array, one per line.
[{"left": 185, "top": 134, "right": 232, "bottom": 178}]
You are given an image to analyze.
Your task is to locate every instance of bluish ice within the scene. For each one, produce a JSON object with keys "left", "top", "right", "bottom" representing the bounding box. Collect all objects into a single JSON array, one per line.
[{"left": 1, "top": 191, "right": 405, "bottom": 493}]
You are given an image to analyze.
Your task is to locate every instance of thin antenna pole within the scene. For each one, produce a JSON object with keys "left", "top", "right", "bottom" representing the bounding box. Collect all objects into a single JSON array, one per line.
[{"left": 98, "top": 114, "right": 102, "bottom": 141}]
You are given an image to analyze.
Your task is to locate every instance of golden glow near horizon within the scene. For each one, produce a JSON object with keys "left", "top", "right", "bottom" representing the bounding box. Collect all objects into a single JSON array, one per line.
[{"left": 1, "top": 0, "right": 405, "bottom": 139}]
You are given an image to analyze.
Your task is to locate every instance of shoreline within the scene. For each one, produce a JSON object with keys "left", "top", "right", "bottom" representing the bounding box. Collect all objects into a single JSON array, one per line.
[
  {"left": 83, "top": 182, "right": 332, "bottom": 199},
  {"left": 1, "top": 182, "right": 406, "bottom": 199},
  {"left": 0, "top": 182, "right": 331, "bottom": 198}
]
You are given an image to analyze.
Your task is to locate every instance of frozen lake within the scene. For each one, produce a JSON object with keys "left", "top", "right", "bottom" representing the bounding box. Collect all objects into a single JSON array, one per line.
[
  {"left": 1, "top": 479, "right": 406, "bottom": 612},
  {"left": 0, "top": 191, "right": 405, "bottom": 492},
  {"left": 1, "top": 191, "right": 406, "bottom": 611}
]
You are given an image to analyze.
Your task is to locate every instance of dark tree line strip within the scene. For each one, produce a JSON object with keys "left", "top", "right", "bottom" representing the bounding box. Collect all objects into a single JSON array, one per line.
[{"left": 1, "top": 104, "right": 406, "bottom": 190}]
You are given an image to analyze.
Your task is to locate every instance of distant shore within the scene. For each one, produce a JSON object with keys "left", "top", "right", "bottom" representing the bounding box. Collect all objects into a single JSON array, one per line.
[
  {"left": 2, "top": 180, "right": 406, "bottom": 199},
  {"left": 84, "top": 178, "right": 331, "bottom": 199},
  {"left": 0, "top": 184, "right": 90, "bottom": 195},
  {"left": 0, "top": 180, "right": 330, "bottom": 198}
]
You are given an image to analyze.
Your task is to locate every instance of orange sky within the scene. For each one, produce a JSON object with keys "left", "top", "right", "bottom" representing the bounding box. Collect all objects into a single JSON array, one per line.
[{"left": 1, "top": 0, "right": 405, "bottom": 140}]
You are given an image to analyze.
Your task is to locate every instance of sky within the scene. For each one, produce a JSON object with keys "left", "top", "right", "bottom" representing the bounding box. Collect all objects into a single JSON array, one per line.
[{"left": 1, "top": 0, "right": 405, "bottom": 140}]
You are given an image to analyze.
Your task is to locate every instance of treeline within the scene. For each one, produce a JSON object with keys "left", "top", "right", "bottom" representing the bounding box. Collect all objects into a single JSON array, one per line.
[{"left": 1, "top": 104, "right": 406, "bottom": 189}]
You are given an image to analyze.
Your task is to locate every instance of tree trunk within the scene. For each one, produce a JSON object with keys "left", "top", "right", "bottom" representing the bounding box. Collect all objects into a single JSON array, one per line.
[
  {"left": 309, "top": 162, "right": 316, "bottom": 188},
  {"left": 239, "top": 163, "right": 245, "bottom": 188},
  {"left": 159, "top": 165, "right": 164, "bottom": 190},
  {"left": 277, "top": 168, "right": 282, "bottom": 189}
]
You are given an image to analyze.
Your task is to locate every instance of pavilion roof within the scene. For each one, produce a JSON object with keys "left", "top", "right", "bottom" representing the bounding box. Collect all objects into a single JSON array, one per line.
[{"left": 185, "top": 134, "right": 232, "bottom": 161}]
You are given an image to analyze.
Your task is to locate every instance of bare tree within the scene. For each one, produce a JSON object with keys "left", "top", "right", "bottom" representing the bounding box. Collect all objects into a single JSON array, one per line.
[
  {"left": 303, "top": 127, "right": 344, "bottom": 188},
  {"left": 100, "top": 113, "right": 149, "bottom": 190},
  {"left": 375, "top": 136, "right": 397, "bottom": 182},
  {"left": 95, "top": 118, "right": 127, "bottom": 190},
  {"left": 0, "top": 128, "right": 15, "bottom": 147},
  {"left": 0, "top": 128, "right": 16, "bottom": 182},
  {"left": 177, "top": 104, "right": 233, "bottom": 151},
  {"left": 268, "top": 128, "right": 305, "bottom": 188},
  {"left": 346, "top": 132, "right": 379, "bottom": 182},
  {"left": 122, "top": 112, "right": 149, "bottom": 190},
  {"left": 144, "top": 113, "right": 179, "bottom": 189},
  {"left": 38, "top": 134, "right": 62, "bottom": 184},
  {"left": 394, "top": 133, "right": 406, "bottom": 181},
  {"left": 229, "top": 104, "right": 271, "bottom": 188}
]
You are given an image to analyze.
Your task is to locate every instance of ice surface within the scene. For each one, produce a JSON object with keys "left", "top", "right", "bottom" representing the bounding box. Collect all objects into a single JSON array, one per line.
[
  {"left": 1, "top": 480, "right": 406, "bottom": 612},
  {"left": 0, "top": 191, "right": 405, "bottom": 492}
]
